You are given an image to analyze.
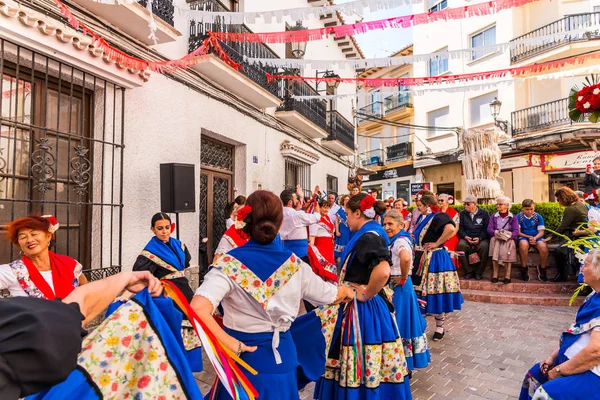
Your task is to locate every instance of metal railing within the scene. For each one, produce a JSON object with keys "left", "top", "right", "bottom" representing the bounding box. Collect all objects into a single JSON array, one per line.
[
  {"left": 279, "top": 81, "right": 328, "bottom": 132},
  {"left": 510, "top": 98, "right": 582, "bottom": 135},
  {"left": 358, "top": 101, "right": 383, "bottom": 122},
  {"left": 189, "top": 0, "right": 281, "bottom": 98},
  {"left": 359, "top": 149, "right": 384, "bottom": 167},
  {"left": 510, "top": 12, "right": 600, "bottom": 63},
  {"left": 384, "top": 93, "right": 412, "bottom": 113},
  {"left": 386, "top": 142, "right": 413, "bottom": 162},
  {"left": 138, "top": 0, "right": 175, "bottom": 26},
  {"left": 328, "top": 111, "right": 355, "bottom": 150}
]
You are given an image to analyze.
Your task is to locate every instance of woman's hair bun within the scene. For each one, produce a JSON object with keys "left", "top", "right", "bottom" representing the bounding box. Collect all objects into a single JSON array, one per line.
[{"left": 252, "top": 220, "right": 278, "bottom": 244}]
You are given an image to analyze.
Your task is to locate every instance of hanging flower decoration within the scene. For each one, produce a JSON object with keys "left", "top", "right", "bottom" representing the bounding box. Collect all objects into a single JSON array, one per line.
[
  {"left": 235, "top": 205, "right": 253, "bottom": 230},
  {"left": 42, "top": 215, "right": 60, "bottom": 234},
  {"left": 569, "top": 75, "right": 600, "bottom": 123},
  {"left": 359, "top": 196, "right": 376, "bottom": 219}
]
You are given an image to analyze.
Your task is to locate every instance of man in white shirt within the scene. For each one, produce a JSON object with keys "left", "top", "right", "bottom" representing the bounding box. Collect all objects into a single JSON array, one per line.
[
  {"left": 327, "top": 193, "right": 340, "bottom": 225},
  {"left": 280, "top": 189, "right": 321, "bottom": 262}
]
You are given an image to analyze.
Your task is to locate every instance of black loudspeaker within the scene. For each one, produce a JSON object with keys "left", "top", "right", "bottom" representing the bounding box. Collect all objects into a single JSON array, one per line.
[{"left": 160, "top": 163, "right": 196, "bottom": 213}]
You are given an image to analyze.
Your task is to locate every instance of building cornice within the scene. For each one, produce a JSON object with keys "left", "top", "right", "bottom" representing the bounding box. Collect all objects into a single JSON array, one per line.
[{"left": 280, "top": 140, "right": 321, "bottom": 165}]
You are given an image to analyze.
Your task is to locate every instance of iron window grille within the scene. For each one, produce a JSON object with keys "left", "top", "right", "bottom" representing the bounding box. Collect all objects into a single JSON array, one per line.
[
  {"left": 0, "top": 38, "right": 124, "bottom": 279},
  {"left": 326, "top": 175, "right": 338, "bottom": 198},
  {"left": 284, "top": 157, "right": 311, "bottom": 199}
]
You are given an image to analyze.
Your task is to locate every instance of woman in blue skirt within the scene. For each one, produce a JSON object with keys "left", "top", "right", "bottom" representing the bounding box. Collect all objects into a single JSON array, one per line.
[
  {"left": 314, "top": 193, "right": 412, "bottom": 400},
  {"left": 384, "top": 210, "right": 430, "bottom": 371},
  {"left": 413, "top": 194, "right": 463, "bottom": 342},
  {"left": 191, "top": 190, "right": 354, "bottom": 400},
  {"left": 334, "top": 194, "right": 352, "bottom": 261}
]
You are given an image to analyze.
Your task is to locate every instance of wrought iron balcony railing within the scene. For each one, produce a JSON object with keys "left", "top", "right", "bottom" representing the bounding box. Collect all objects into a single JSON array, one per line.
[
  {"left": 328, "top": 111, "right": 355, "bottom": 150},
  {"left": 510, "top": 97, "right": 588, "bottom": 135},
  {"left": 188, "top": 0, "right": 281, "bottom": 98},
  {"left": 358, "top": 101, "right": 383, "bottom": 122},
  {"left": 386, "top": 142, "right": 412, "bottom": 162},
  {"left": 359, "top": 149, "right": 384, "bottom": 167},
  {"left": 510, "top": 12, "right": 600, "bottom": 64},
  {"left": 82, "top": 266, "right": 123, "bottom": 281},
  {"left": 384, "top": 93, "right": 412, "bottom": 113},
  {"left": 278, "top": 80, "right": 329, "bottom": 132},
  {"left": 138, "top": 0, "right": 175, "bottom": 26}
]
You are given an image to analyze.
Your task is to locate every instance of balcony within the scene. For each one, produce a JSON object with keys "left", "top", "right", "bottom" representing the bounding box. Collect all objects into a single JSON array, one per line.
[
  {"left": 358, "top": 95, "right": 413, "bottom": 131},
  {"left": 188, "top": 0, "right": 282, "bottom": 109},
  {"left": 510, "top": 12, "right": 600, "bottom": 64},
  {"left": 386, "top": 142, "right": 413, "bottom": 163},
  {"left": 384, "top": 93, "right": 412, "bottom": 116},
  {"left": 321, "top": 111, "right": 355, "bottom": 156},
  {"left": 68, "top": 0, "right": 180, "bottom": 45},
  {"left": 511, "top": 98, "right": 588, "bottom": 135},
  {"left": 276, "top": 81, "right": 329, "bottom": 139},
  {"left": 359, "top": 149, "right": 384, "bottom": 167},
  {"left": 358, "top": 101, "right": 383, "bottom": 123}
]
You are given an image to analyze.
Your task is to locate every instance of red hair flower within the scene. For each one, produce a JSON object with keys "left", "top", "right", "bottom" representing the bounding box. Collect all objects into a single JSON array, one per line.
[
  {"left": 41, "top": 215, "right": 59, "bottom": 233},
  {"left": 235, "top": 205, "right": 253, "bottom": 230},
  {"left": 359, "top": 196, "right": 376, "bottom": 219}
]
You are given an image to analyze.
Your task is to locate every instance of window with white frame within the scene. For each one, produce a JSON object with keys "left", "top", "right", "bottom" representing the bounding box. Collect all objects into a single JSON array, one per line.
[
  {"left": 469, "top": 91, "right": 498, "bottom": 127},
  {"left": 471, "top": 25, "right": 496, "bottom": 61},
  {"left": 428, "top": 0, "right": 447, "bottom": 12},
  {"left": 427, "top": 106, "right": 450, "bottom": 137},
  {"left": 429, "top": 48, "right": 449, "bottom": 76}
]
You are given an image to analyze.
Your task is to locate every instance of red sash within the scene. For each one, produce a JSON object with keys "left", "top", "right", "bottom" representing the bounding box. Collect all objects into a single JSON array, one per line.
[
  {"left": 21, "top": 252, "right": 78, "bottom": 300},
  {"left": 223, "top": 225, "right": 249, "bottom": 248},
  {"left": 318, "top": 215, "right": 334, "bottom": 234}
]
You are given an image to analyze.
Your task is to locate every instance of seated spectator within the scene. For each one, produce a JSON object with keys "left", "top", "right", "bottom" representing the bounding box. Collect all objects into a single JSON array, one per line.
[
  {"left": 575, "top": 190, "right": 590, "bottom": 209},
  {"left": 519, "top": 250, "right": 600, "bottom": 400},
  {"left": 517, "top": 199, "right": 549, "bottom": 282},
  {"left": 488, "top": 196, "right": 520, "bottom": 284},
  {"left": 457, "top": 196, "right": 490, "bottom": 280}
]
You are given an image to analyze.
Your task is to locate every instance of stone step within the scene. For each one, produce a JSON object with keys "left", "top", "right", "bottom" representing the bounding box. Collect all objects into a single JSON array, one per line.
[
  {"left": 461, "top": 289, "right": 584, "bottom": 307},
  {"left": 460, "top": 279, "right": 580, "bottom": 294}
]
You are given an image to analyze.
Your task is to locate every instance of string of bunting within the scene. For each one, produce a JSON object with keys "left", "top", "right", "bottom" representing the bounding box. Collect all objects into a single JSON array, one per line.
[
  {"left": 211, "top": 0, "right": 543, "bottom": 44},
  {"left": 266, "top": 50, "right": 600, "bottom": 87},
  {"left": 245, "top": 26, "right": 600, "bottom": 69}
]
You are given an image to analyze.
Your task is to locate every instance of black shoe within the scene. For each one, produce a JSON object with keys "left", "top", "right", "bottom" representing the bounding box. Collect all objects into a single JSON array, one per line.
[
  {"left": 519, "top": 267, "right": 530, "bottom": 282},
  {"left": 579, "top": 286, "right": 593, "bottom": 296},
  {"left": 504, "top": 278, "right": 511, "bottom": 285},
  {"left": 551, "top": 273, "right": 567, "bottom": 282},
  {"left": 432, "top": 330, "right": 445, "bottom": 341},
  {"left": 475, "top": 274, "right": 483, "bottom": 280},
  {"left": 464, "top": 273, "right": 475, "bottom": 280},
  {"left": 491, "top": 277, "right": 499, "bottom": 283},
  {"left": 537, "top": 266, "right": 548, "bottom": 282},
  {"left": 407, "top": 370, "right": 413, "bottom": 380}
]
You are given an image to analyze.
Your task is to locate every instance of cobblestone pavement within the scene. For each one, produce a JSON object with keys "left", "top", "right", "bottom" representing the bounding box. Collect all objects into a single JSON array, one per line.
[{"left": 194, "top": 301, "right": 577, "bottom": 400}]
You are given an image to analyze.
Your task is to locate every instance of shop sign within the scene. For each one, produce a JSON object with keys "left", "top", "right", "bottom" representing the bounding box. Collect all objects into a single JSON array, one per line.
[
  {"left": 383, "top": 169, "right": 398, "bottom": 179},
  {"left": 410, "top": 182, "right": 433, "bottom": 195},
  {"left": 366, "top": 165, "right": 416, "bottom": 182},
  {"left": 500, "top": 155, "right": 533, "bottom": 171},
  {"left": 542, "top": 151, "right": 600, "bottom": 172}
]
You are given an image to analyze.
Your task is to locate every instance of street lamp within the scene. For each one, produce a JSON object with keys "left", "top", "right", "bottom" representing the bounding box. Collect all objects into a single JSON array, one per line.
[
  {"left": 289, "top": 21, "right": 308, "bottom": 59},
  {"left": 316, "top": 70, "right": 341, "bottom": 93},
  {"left": 489, "top": 97, "right": 510, "bottom": 134}
]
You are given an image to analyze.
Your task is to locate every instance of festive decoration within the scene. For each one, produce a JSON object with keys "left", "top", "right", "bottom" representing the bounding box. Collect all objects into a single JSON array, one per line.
[
  {"left": 461, "top": 128, "right": 503, "bottom": 201},
  {"left": 211, "top": 0, "right": 543, "bottom": 44},
  {"left": 569, "top": 75, "right": 600, "bottom": 123},
  {"left": 340, "top": 296, "right": 364, "bottom": 384},
  {"left": 585, "top": 191, "right": 599, "bottom": 202},
  {"left": 246, "top": 26, "right": 600, "bottom": 70},
  {"left": 42, "top": 215, "right": 60, "bottom": 234},
  {"left": 235, "top": 205, "right": 253, "bottom": 230},
  {"left": 360, "top": 196, "right": 376, "bottom": 219},
  {"left": 170, "top": 223, "right": 176, "bottom": 234},
  {"left": 347, "top": 170, "right": 363, "bottom": 192},
  {"left": 162, "top": 280, "right": 259, "bottom": 400}
]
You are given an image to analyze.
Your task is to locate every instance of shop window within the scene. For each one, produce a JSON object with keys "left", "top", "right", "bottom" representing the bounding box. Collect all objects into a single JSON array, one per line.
[
  {"left": 396, "top": 180, "right": 410, "bottom": 201},
  {"left": 436, "top": 183, "right": 455, "bottom": 199}
]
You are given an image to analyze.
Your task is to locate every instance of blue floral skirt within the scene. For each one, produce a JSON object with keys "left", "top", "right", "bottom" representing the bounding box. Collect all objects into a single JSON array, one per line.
[
  {"left": 519, "top": 362, "right": 600, "bottom": 399},
  {"left": 418, "top": 249, "right": 464, "bottom": 315},
  {"left": 392, "top": 276, "right": 430, "bottom": 370},
  {"left": 313, "top": 295, "right": 412, "bottom": 400}
]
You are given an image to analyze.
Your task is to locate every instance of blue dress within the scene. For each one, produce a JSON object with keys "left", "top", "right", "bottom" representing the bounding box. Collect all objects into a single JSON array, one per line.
[
  {"left": 26, "top": 290, "right": 203, "bottom": 399},
  {"left": 334, "top": 208, "right": 352, "bottom": 259},
  {"left": 389, "top": 233, "right": 431, "bottom": 371},
  {"left": 519, "top": 292, "right": 600, "bottom": 400}
]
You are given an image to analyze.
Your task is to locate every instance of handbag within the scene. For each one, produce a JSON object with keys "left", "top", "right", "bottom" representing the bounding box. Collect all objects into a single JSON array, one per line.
[{"left": 468, "top": 251, "right": 481, "bottom": 264}]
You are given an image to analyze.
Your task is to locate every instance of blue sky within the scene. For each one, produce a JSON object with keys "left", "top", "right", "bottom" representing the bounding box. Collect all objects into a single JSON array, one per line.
[{"left": 336, "top": 0, "right": 413, "bottom": 58}]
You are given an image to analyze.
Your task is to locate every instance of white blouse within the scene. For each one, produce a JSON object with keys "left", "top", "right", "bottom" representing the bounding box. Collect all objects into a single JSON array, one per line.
[
  {"left": 214, "top": 236, "right": 235, "bottom": 257},
  {"left": 0, "top": 263, "right": 78, "bottom": 297},
  {"left": 196, "top": 261, "right": 338, "bottom": 364},
  {"left": 390, "top": 237, "right": 413, "bottom": 276},
  {"left": 565, "top": 327, "right": 600, "bottom": 377},
  {"left": 309, "top": 222, "right": 333, "bottom": 238}
]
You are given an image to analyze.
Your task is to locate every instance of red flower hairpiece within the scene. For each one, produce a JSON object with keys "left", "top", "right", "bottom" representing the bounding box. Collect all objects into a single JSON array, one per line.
[
  {"left": 41, "top": 215, "right": 59, "bottom": 233},
  {"left": 235, "top": 205, "right": 253, "bottom": 230},
  {"left": 359, "top": 196, "right": 376, "bottom": 219}
]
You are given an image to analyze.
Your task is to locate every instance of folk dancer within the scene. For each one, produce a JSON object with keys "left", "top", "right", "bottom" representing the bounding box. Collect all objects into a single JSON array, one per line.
[
  {"left": 384, "top": 210, "right": 431, "bottom": 371},
  {"left": 438, "top": 194, "right": 460, "bottom": 267},
  {"left": 413, "top": 194, "right": 464, "bottom": 341},
  {"left": 192, "top": 191, "right": 354, "bottom": 400},
  {"left": 334, "top": 194, "right": 352, "bottom": 261}
]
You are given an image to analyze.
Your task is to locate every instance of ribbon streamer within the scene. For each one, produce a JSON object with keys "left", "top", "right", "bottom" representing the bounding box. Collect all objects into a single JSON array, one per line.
[
  {"left": 246, "top": 26, "right": 600, "bottom": 69},
  {"left": 267, "top": 50, "right": 600, "bottom": 88},
  {"left": 211, "top": 0, "right": 544, "bottom": 44}
]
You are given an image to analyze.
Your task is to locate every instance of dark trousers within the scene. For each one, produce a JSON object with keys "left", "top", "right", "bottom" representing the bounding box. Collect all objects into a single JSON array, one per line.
[{"left": 458, "top": 238, "right": 490, "bottom": 277}]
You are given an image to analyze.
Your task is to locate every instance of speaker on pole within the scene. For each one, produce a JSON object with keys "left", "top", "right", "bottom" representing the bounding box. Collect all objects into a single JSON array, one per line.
[{"left": 160, "top": 163, "right": 196, "bottom": 213}]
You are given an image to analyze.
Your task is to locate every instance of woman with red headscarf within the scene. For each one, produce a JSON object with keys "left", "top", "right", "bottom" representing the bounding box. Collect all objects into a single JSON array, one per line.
[{"left": 0, "top": 215, "right": 87, "bottom": 299}]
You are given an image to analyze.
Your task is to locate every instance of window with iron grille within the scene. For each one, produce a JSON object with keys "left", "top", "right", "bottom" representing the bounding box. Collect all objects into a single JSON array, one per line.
[
  {"left": 0, "top": 38, "right": 125, "bottom": 280},
  {"left": 326, "top": 175, "right": 338, "bottom": 198},
  {"left": 284, "top": 158, "right": 311, "bottom": 198}
]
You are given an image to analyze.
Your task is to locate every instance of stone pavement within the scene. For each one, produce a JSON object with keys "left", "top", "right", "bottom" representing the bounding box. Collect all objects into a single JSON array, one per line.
[{"left": 194, "top": 301, "right": 577, "bottom": 400}]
